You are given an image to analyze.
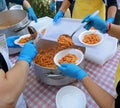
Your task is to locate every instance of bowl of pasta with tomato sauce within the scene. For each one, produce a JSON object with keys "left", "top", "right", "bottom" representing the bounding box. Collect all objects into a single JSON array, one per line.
[
  {"left": 54, "top": 48, "right": 84, "bottom": 66},
  {"left": 14, "top": 34, "right": 33, "bottom": 47},
  {"left": 78, "top": 30, "right": 104, "bottom": 47}
]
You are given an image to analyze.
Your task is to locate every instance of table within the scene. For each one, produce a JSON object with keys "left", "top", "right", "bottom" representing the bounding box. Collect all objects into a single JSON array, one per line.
[{"left": 10, "top": 49, "right": 120, "bottom": 108}]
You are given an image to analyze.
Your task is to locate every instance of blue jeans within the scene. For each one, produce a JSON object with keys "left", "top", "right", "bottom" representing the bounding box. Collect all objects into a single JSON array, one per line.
[{"left": 56, "top": 1, "right": 75, "bottom": 17}]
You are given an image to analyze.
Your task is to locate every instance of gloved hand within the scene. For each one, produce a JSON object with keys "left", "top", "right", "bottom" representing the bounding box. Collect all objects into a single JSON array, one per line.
[
  {"left": 82, "top": 15, "right": 107, "bottom": 33},
  {"left": 53, "top": 10, "right": 64, "bottom": 23},
  {"left": 50, "top": 0, "right": 55, "bottom": 11},
  {"left": 17, "top": 40, "right": 38, "bottom": 64},
  {"left": 27, "top": 7, "right": 37, "bottom": 22},
  {"left": 106, "top": 17, "right": 114, "bottom": 23},
  {"left": 58, "top": 63, "right": 88, "bottom": 81},
  {"left": 6, "top": 35, "right": 21, "bottom": 48}
]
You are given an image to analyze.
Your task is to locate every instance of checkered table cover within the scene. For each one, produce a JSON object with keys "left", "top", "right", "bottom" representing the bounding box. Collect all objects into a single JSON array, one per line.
[{"left": 10, "top": 49, "right": 120, "bottom": 108}]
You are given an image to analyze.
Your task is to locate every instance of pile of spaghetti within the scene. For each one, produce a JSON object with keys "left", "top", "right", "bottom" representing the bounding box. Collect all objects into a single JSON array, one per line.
[
  {"left": 83, "top": 33, "right": 100, "bottom": 44},
  {"left": 33, "top": 46, "right": 64, "bottom": 68},
  {"left": 57, "top": 34, "right": 74, "bottom": 48},
  {"left": 18, "top": 35, "right": 32, "bottom": 43},
  {"left": 58, "top": 54, "right": 77, "bottom": 64}
]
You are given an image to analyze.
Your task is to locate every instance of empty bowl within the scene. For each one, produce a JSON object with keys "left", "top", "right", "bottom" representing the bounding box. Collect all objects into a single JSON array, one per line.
[{"left": 56, "top": 85, "right": 86, "bottom": 108}]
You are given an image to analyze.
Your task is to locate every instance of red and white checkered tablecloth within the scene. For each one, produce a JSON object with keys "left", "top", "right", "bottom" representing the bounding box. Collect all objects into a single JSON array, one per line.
[{"left": 10, "top": 49, "right": 120, "bottom": 108}]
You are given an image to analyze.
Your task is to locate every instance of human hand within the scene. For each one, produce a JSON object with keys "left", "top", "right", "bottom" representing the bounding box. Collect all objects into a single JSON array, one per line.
[
  {"left": 53, "top": 10, "right": 64, "bottom": 23},
  {"left": 58, "top": 63, "right": 87, "bottom": 81},
  {"left": 50, "top": 0, "right": 55, "bottom": 11},
  {"left": 27, "top": 7, "right": 37, "bottom": 22},
  {"left": 6, "top": 35, "right": 21, "bottom": 48},
  {"left": 106, "top": 17, "right": 114, "bottom": 23},
  {"left": 82, "top": 15, "right": 107, "bottom": 33},
  {"left": 17, "top": 40, "right": 38, "bottom": 64}
]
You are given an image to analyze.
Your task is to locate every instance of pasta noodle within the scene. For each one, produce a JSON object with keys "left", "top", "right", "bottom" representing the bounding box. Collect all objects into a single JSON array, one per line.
[
  {"left": 33, "top": 46, "right": 64, "bottom": 68},
  {"left": 18, "top": 35, "right": 32, "bottom": 43},
  {"left": 83, "top": 33, "right": 100, "bottom": 44},
  {"left": 58, "top": 54, "right": 78, "bottom": 64},
  {"left": 58, "top": 34, "right": 74, "bottom": 48}
]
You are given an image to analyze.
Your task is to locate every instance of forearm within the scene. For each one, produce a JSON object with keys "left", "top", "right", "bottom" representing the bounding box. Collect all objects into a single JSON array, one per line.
[
  {"left": 0, "top": 60, "right": 29, "bottom": 102},
  {"left": 59, "top": 0, "right": 71, "bottom": 13},
  {"left": 107, "top": 24, "right": 120, "bottom": 39},
  {"left": 81, "top": 76, "right": 115, "bottom": 108},
  {"left": 107, "top": 6, "right": 117, "bottom": 18},
  {"left": 23, "top": 0, "right": 31, "bottom": 9}
]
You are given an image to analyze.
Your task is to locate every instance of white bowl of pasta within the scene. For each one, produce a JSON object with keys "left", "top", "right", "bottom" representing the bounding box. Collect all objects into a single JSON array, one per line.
[
  {"left": 78, "top": 30, "right": 104, "bottom": 47},
  {"left": 54, "top": 48, "right": 84, "bottom": 66},
  {"left": 14, "top": 34, "right": 32, "bottom": 47}
]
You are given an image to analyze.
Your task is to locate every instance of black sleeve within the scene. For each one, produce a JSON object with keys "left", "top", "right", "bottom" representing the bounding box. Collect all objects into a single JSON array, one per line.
[
  {"left": 115, "top": 81, "right": 120, "bottom": 108},
  {"left": 8, "top": 0, "right": 24, "bottom": 5},
  {"left": 106, "top": 0, "right": 117, "bottom": 8},
  {"left": 68, "top": 0, "right": 73, "bottom": 4},
  {"left": 0, "top": 53, "right": 8, "bottom": 73}
]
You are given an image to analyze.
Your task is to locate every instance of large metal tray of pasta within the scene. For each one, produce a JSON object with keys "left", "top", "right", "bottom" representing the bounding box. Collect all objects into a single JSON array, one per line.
[{"left": 33, "top": 38, "right": 85, "bottom": 86}]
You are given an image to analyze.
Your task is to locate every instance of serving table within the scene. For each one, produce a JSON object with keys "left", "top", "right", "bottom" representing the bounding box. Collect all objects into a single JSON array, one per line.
[
  {"left": 10, "top": 48, "right": 120, "bottom": 108},
  {"left": 9, "top": 16, "right": 120, "bottom": 108}
]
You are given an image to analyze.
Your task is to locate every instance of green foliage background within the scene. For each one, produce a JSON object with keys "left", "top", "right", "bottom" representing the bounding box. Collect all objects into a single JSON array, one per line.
[{"left": 28, "top": 0, "right": 55, "bottom": 18}]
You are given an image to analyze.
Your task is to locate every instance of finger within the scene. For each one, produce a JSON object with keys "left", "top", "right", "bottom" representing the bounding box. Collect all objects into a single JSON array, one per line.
[
  {"left": 57, "top": 66, "right": 66, "bottom": 72},
  {"left": 82, "top": 15, "right": 91, "bottom": 23},
  {"left": 60, "top": 63, "right": 69, "bottom": 67},
  {"left": 84, "top": 22, "right": 92, "bottom": 30}
]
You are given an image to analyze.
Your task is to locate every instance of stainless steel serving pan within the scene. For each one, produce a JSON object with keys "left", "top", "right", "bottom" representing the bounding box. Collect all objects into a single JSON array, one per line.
[
  {"left": 33, "top": 39, "right": 85, "bottom": 86},
  {"left": 0, "top": 10, "right": 30, "bottom": 55}
]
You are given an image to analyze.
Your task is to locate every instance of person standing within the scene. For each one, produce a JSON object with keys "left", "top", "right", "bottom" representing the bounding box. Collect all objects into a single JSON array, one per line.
[
  {"left": 0, "top": 34, "right": 37, "bottom": 108},
  {"left": 50, "top": 0, "right": 75, "bottom": 17},
  {"left": 57, "top": 13, "right": 120, "bottom": 107},
  {"left": 0, "top": 0, "right": 37, "bottom": 22},
  {"left": 53, "top": 0, "right": 117, "bottom": 24}
]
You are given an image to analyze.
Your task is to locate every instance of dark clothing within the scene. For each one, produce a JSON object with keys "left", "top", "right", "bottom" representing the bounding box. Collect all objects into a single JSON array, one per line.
[
  {"left": 68, "top": 0, "right": 117, "bottom": 8},
  {"left": 56, "top": 1, "right": 75, "bottom": 16},
  {"left": 5, "top": 0, "right": 24, "bottom": 8},
  {"left": 0, "top": 53, "right": 8, "bottom": 72},
  {"left": 115, "top": 80, "right": 120, "bottom": 108}
]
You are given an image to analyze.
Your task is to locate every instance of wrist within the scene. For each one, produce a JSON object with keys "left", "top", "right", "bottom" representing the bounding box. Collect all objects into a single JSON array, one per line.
[
  {"left": 59, "top": 10, "right": 64, "bottom": 16},
  {"left": 77, "top": 70, "right": 88, "bottom": 81},
  {"left": 106, "top": 23, "right": 112, "bottom": 33},
  {"left": 17, "top": 56, "right": 32, "bottom": 65},
  {"left": 27, "top": 7, "right": 32, "bottom": 11}
]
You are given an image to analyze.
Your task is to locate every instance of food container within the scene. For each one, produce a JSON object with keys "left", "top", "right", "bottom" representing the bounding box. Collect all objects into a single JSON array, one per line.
[
  {"left": 0, "top": 10, "right": 30, "bottom": 55},
  {"left": 33, "top": 39, "right": 85, "bottom": 86},
  {"left": 78, "top": 30, "right": 104, "bottom": 47}
]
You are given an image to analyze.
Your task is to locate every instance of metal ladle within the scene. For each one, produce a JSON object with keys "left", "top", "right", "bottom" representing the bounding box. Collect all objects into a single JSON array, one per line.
[
  {"left": 27, "top": 26, "right": 37, "bottom": 40},
  {"left": 59, "top": 10, "right": 100, "bottom": 40}
]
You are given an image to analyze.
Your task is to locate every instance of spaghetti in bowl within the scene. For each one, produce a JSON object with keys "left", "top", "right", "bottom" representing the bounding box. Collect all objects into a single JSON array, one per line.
[
  {"left": 54, "top": 48, "right": 84, "bottom": 66},
  {"left": 78, "top": 30, "right": 104, "bottom": 47},
  {"left": 14, "top": 34, "right": 32, "bottom": 47}
]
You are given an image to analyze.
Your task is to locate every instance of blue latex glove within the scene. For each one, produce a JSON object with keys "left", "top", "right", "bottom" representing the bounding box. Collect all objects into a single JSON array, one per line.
[
  {"left": 53, "top": 10, "right": 64, "bottom": 23},
  {"left": 50, "top": 0, "right": 55, "bottom": 11},
  {"left": 82, "top": 15, "right": 107, "bottom": 33},
  {"left": 58, "top": 63, "right": 88, "bottom": 81},
  {"left": 17, "top": 40, "right": 38, "bottom": 64},
  {"left": 106, "top": 17, "right": 114, "bottom": 23},
  {"left": 6, "top": 35, "right": 21, "bottom": 48},
  {"left": 27, "top": 7, "right": 37, "bottom": 22}
]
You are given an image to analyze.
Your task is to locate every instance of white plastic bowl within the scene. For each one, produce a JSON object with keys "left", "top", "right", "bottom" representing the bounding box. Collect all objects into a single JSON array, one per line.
[
  {"left": 54, "top": 48, "right": 84, "bottom": 66},
  {"left": 10, "top": 5, "right": 23, "bottom": 10},
  {"left": 14, "top": 34, "right": 31, "bottom": 47},
  {"left": 56, "top": 86, "right": 86, "bottom": 108},
  {"left": 78, "top": 30, "right": 104, "bottom": 47}
]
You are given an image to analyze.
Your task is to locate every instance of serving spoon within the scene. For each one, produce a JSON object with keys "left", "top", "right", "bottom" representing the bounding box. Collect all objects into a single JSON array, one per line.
[
  {"left": 27, "top": 26, "right": 37, "bottom": 40},
  {"left": 58, "top": 10, "right": 100, "bottom": 41}
]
